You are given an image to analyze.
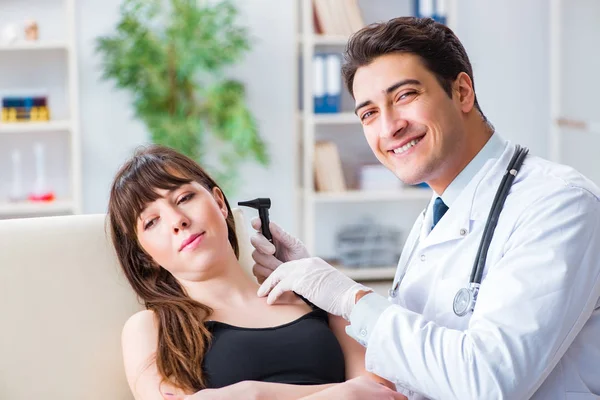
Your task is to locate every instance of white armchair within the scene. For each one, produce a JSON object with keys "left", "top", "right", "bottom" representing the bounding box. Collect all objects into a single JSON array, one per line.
[{"left": 0, "top": 208, "right": 254, "bottom": 399}]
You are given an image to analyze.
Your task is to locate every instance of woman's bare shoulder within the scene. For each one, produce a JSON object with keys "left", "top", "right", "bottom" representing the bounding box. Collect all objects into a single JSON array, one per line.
[{"left": 122, "top": 309, "right": 158, "bottom": 345}]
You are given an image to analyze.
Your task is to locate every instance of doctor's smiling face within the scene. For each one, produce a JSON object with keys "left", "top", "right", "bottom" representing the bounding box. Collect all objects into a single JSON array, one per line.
[
  {"left": 344, "top": 17, "right": 490, "bottom": 194},
  {"left": 352, "top": 53, "right": 475, "bottom": 192}
]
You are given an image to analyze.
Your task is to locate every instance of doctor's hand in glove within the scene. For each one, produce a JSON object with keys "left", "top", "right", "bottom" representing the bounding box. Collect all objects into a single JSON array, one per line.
[
  {"left": 257, "top": 256, "right": 371, "bottom": 319},
  {"left": 250, "top": 218, "right": 310, "bottom": 283}
]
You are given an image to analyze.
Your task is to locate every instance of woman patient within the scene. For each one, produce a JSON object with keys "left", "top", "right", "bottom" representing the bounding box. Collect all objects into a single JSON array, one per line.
[{"left": 108, "top": 145, "right": 402, "bottom": 399}]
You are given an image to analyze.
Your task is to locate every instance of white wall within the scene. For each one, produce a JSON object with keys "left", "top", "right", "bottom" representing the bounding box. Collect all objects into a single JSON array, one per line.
[
  {"left": 455, "top": 0, "right": 550, "bottom": 157},
  {"left": 76, "top": 0, "right": 554, "bottom": 240}
]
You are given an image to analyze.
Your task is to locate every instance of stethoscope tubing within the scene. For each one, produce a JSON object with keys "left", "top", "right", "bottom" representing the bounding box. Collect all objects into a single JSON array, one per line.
[{"left": 470, "top": 146, "right": 529, "bottom": 285}]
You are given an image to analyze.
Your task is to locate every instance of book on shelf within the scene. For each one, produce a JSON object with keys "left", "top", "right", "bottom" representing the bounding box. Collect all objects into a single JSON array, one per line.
[
  {"left": 312, "top": 0, "right": 364, "bottom": 36},
  {"left": 314, "top": 140, "right": 347, "bottom": 192}
]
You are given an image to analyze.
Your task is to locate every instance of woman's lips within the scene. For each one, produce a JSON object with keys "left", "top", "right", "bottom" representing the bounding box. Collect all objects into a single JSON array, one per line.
[{"left": 179, "top": 232, "right": 205, "bottom": 252}]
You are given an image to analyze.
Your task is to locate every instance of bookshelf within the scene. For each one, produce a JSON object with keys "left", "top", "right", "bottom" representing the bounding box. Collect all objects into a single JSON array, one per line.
[
  {"left": 295, "top": 0, "right": 455, "bottom": 285},
  {"left": 0, "top": 0, "right": 82, "bottom": 219}
]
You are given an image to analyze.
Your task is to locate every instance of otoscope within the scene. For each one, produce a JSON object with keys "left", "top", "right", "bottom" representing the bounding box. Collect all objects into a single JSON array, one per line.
[{"left": 238, "top": 198, "right": 273, "bottom": 243}]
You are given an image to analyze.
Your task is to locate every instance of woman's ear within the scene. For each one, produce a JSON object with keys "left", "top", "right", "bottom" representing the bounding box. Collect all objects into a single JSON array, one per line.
[{"left": 212, "top": 187, "right": 228, "bottom": 218}]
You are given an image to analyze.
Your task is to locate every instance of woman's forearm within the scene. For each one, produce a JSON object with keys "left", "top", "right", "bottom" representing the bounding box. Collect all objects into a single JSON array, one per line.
[{"left": 252, "top": 382, "right": 336, "bottom": 400}]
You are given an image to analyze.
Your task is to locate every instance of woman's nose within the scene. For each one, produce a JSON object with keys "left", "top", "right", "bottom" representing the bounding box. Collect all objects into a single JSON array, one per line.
[{"left": 171, "top": 211, "right": 190, "bottom": 233}]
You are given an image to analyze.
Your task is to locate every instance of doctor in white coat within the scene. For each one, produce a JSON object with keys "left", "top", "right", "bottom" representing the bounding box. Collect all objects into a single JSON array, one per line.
[{"left": 250, "top": 16, "right": 600, "bottom": 400}]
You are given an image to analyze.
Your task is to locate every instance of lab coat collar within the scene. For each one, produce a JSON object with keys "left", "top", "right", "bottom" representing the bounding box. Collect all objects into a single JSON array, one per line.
[
  {"left": 419, "top": 138, "right": 515, "bottom": 248},
  {"left": 439, "top": 133, "right": 506, "bottom": 209}
]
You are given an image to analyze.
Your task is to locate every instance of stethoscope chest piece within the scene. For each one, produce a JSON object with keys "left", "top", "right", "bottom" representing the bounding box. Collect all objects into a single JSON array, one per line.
[{"left": 453, "top": 285, "right": 478, "bottom": 317}]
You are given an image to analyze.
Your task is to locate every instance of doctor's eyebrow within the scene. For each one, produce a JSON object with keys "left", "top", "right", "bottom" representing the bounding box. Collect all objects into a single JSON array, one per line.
[{"left": 354, "top": 79, "right": 422, "bottom": 115}]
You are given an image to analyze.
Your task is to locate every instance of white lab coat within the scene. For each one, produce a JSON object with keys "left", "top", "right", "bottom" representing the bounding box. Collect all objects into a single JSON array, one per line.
[{"left": 365, "top": 142, "right": 600, "bottom": 399}]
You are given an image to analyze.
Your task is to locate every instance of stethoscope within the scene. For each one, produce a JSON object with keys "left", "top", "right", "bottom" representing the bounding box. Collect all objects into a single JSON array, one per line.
[{"left": 389, "top": 145, "right": 529, "bottom": 317}]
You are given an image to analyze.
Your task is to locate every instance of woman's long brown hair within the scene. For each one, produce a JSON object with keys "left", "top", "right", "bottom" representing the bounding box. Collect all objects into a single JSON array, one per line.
[{"left": 107, "top": 145, "right": 239, "bottom": 392}]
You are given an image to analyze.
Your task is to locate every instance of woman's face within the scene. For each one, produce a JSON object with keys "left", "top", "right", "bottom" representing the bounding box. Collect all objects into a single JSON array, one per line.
[{"left": 135, "top": 181, "right": 232, "bottom": 281}]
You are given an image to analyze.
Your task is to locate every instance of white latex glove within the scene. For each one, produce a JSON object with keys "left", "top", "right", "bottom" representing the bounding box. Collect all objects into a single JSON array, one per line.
[
  {"left": 249, "top": 218, "right": 310, "bottom": 283},
  {"left": 257, "top": 257, "right": 371, "bottom": 319}
]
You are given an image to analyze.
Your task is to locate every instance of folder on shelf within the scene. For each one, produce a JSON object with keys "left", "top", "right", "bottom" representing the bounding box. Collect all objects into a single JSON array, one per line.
[
  {"left": 415, "top": 0, "right": 434, "bottom": 18},
  {"left": 433, "top": 0, "right": 447, "bottom": 24},
  {"left": 415, "top": 0, "right": 447, "bottom": 24},
  {"left": 324, "top": 53, "right": 342, "bottom": 113},
  {"left": 313, "top": 54, "right": 327, "bottom": 113},
  {"left": 314, "top": 140, "right": 347, "bottom": 192}
]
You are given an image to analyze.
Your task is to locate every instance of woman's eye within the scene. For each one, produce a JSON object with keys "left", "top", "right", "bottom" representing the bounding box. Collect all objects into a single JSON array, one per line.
[
  {"left": 177, "top": 193, "right": 194, "bottom": 205},
  {"left": 144, "top": 218, "right": 157, "bottom": 230}
]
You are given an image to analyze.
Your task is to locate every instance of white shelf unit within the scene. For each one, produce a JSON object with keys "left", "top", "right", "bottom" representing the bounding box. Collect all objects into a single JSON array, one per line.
[
  {"left": 0, "top": 0, "right": 82, "bottom": 219},
  {"left": 0, "top": 200, "right": 75, "bottom": 216},
  {"left": 0, "top": 120, "right": 72, "bottom": 134},
  {"left": 0, "top": 41, "right": 69, "bottom": 51},
  {"left": 296, "top": 0, "right": 454, "bottom": 282}
]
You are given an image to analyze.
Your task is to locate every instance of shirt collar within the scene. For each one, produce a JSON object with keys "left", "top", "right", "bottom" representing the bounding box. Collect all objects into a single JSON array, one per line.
[{"left": 435, "top": 133, "right": 507, "bottom": 209}]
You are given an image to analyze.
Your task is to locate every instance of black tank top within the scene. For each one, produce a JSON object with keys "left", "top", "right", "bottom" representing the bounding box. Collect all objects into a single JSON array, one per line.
[{"left": 202, "top": 308, "right": 346, "bottom": 388}]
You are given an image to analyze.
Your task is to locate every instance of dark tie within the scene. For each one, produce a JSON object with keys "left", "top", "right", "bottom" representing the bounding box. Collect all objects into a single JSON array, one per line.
[{"left": 432, "top": 197, "right": 449, "bottom": 230}]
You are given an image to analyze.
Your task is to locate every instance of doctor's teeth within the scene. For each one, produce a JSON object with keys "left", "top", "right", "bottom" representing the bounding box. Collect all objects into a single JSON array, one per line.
[{"left": 394, "top": 138, "right": 421, "bottom": 154}]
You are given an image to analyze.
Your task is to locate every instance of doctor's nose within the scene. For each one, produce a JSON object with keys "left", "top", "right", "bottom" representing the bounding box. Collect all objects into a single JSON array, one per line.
[{"left": 380, "top": 110, "right": 407, "bottom": 139}]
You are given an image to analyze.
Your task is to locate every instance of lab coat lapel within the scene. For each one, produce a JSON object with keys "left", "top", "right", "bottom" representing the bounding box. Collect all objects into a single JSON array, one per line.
[
  {"left": 421, "top": 145, "right": 515, "bottom": 249},
  {"left": 394, "top": 210, "right": 426, "bottom": 287}
]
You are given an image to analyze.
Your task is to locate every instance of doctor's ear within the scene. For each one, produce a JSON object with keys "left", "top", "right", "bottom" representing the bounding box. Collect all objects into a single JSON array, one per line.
[
  {"left": 452, "top": 72, "right": 475, "bottom": 114},
  {"left": 211, "top": 187, "right": 228, "bottom": 218}
]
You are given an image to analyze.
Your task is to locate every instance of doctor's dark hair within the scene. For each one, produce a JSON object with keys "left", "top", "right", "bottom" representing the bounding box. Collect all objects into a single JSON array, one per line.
[
  {"left": 107, "top": 145, "right": 239, "bottom": 393},
  {"left": 342, "top": 17, "right": 487, "bottom": 121}
]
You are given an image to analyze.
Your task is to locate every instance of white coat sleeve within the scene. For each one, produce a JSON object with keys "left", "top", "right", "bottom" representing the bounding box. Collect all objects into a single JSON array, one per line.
[{"left": 348, "top": 187, "right": 600, "bottom": 399}]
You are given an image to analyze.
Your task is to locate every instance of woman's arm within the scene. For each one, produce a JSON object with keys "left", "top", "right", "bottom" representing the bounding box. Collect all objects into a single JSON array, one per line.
[
  {"left": 328, "top": 314, "right": 398, "bottom": 391},
  {"left": 122, "top": 310, "right": 186, "bottom": 399},
  {"left": 180, "top": 381, "right": 335, "bottom": 400}
]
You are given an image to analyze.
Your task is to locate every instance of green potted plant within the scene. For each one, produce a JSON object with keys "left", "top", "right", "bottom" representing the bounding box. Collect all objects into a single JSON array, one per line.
[{"left": 96, "top": 0, "right": 268, "bottom": 193}]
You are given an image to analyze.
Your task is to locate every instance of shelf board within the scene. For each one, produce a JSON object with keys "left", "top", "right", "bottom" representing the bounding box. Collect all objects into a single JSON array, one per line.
[
  {"left": 297, "top": 112, "right": 359, "bottom": 125},
  {"left": 0, "top": 200, "right": 75, "bottom": 216},
  {"left": 314, "top": 112, "right": 358, "bottom": 125},
  {"left": 335, "top": 265, "right": 397, "bottom": 281},
  {"left": 298, "top": 35, "right": 350, "bottom": 46},
  {"left": 311, "top": 189, "right": 432, "bottom": 203},
  {"left": 0, "top": 41, "right": 69, "bottom": 52},
  {"left": 0, "top": 120, "right": 72, "bottom": 134}
]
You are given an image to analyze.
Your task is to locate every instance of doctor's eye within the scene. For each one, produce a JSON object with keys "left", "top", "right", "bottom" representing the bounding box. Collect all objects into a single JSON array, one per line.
[
  {"left": 360, "top": 110, "right": 376, "bottom": 121},
  {"left": 396, "top": 90, "right": 417, "bottom": 102}
]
